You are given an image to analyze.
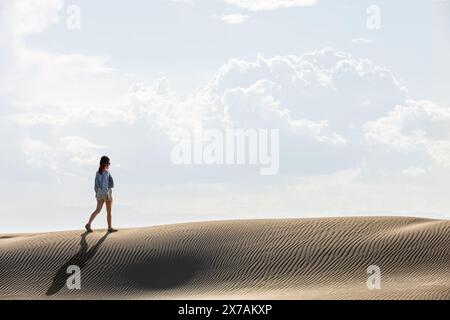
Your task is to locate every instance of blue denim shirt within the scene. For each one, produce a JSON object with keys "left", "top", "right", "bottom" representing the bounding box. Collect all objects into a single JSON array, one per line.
[{"left": 94, "top": 171, "right": 114, "bottom": 198}]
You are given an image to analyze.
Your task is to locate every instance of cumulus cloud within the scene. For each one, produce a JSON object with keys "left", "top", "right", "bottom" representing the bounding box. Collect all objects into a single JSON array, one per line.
[
  {"left": 20, "top": 137, "right": 55, "bottom": 170},
  {"left": 351, "top": 38, "right": 373, "bottom": 44},
  {"left": 0, "top": 0, "right": 129, "bottom": 112},
  {"left": 402, "top": 166, "right": 427, "bottom": 177},
  {"left": 206, "top": 48, "right": 409, "bottom": 175},
  {"left": 7, "top": 32, "right": 448, "bottom": 184},
  {"left": 20, "top": 135, "right": 105, "bottom": 175},
  {"left": 223, "top": 0, "right": 317, "bottom": 11},
  {"left": 11, "top": 47, "right": 423, "bottom": 178},
  {"left": 2, "top": 0, "right": 450, "bottom": 232},
  {"left": 218, "top": 14, "right": 251, "bottom": 24},
  {"left": 1, "top": 1, "right": 448, "bottom": 221},
  {"left": 60, "top": 136, "right": 105, "bottom": 166},
  {"left": 365, "top": 100, "right": 450, "bottom": 166},
  {"left": 2, "top": 0, "right": 64, "bottom": 38}
]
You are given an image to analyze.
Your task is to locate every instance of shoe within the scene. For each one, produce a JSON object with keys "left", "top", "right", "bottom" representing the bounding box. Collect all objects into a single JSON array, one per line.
[
  {"left": 85, "top": 224, "right": 93, "bottom": 233},
  {"left": 108, "top": 228, "right": 118, "bottom": 233}
]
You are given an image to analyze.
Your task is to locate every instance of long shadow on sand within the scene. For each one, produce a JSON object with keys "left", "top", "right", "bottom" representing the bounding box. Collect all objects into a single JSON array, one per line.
[
  {"left": 46, "top": 232, "right": 109, "bottom": 296},
  {"left": 122, "top": 255, "right": 202, "bottom": 290}
]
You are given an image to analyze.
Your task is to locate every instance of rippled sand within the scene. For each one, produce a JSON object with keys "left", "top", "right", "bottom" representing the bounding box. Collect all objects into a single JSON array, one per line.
[{"left": 0, "top": 217, "right": 448, "bottom": 299}]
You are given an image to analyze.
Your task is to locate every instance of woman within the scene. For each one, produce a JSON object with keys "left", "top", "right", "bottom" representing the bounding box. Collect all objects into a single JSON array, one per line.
[{"left": 85, "top": 156, "right": 118, "bottom": 233}]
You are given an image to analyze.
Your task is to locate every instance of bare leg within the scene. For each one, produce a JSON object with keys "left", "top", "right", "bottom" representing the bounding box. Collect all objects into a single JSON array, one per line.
[
  {"left": 106, "top": 197, "right": 114, "bottom": 230},
  {"left": 87, "top": 199, "right": 104, "bottom": 226}
]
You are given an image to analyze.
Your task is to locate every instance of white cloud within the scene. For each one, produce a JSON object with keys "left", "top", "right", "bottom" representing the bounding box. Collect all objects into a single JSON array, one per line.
[
  {"left": 60, "top": 136, "right": 105, "bottom": 166},
  {"left": 167, "top": 0, "right": 193, "bottom": 4},
  {"left": 0, "top": 0, "right": 447, "bottom": 223},
  {"left": 218, "top": 14, "right": 251, "bottom": 24},
  {"left": 21, "top": 136, "right": 104, "bottom": 170},
  {"left": 20, "top": 137, "right": 55, "bottom": 170},
  {"left": 220, "top": 79, "right": 347, "bottom": 145},
  {"left": 402, "top": 166, "right": 427, "bottom": 177},
  {"left": 12, "top": 48, "right": 415, "bottom": 179},
  {"left": 365, "top": 100, "right": 450, "bottom": 166},
  {"left": 211, "top": 49, "right": 406, "bottom": 152},
  {"left": 0, "top": 0, "right": 130, "bottom": 112},
  {"left": 3, "top": 0, "right": 64, "bottom": 38},
  {"left": 224, "top": 0, "right": 317, "bottom": 11},
  {"left": 351, "top": 38, "right": 373, "bottom": 44},
  {"left": 1, "top": 0, "right": 450, "bottom": 233},
  {"left": 427, "top": 141, "right": 450, "bottom": 167}
]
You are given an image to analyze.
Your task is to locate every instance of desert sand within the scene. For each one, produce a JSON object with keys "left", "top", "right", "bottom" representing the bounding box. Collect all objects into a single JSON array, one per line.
[{"left": 0, "top": 217, "right": 448, "bottom": 300}]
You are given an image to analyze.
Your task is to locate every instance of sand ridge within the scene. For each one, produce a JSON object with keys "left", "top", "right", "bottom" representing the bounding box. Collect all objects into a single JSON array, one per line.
[{"left": 0, "top": 217, "right": 448, "bottom": 299}]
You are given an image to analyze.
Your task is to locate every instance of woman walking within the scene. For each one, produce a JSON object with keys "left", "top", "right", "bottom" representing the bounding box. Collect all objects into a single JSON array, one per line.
[{"left": 85, "top": 156, "right": 118, "bottom": 233}]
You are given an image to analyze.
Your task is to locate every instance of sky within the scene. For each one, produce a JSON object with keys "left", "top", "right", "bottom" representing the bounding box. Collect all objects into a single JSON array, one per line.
[{"left": 0, "top": 0, "right": 449, "bottom": 233}]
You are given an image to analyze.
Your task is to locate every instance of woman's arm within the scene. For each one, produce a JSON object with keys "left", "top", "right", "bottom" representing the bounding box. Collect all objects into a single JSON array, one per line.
[
  {"left": 94, "top": 173, "right": 99, "bottom": 193},
  {"left": 101, "top": 171, "right": 110, "bottom": 200}
]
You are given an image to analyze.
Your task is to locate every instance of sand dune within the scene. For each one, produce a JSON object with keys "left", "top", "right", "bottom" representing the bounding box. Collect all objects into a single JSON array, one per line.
[{"left": 0, "top": 217, "right": 449, "bottom": 299}]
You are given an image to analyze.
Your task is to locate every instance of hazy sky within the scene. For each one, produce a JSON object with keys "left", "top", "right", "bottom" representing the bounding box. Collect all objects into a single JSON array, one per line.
[{"left": 1, "top": 0, "right": 449, "bottom": 232}]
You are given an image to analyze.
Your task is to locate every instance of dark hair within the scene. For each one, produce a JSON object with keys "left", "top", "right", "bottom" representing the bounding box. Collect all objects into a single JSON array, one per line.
[{"left": 98, "top": 156, "right": 110, "bottom": 174}]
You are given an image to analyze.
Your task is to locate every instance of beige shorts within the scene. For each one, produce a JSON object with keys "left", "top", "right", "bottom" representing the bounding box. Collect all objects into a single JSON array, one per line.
[{"left": 96, "top": 188, "right": 112, "bottom": 201}]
